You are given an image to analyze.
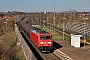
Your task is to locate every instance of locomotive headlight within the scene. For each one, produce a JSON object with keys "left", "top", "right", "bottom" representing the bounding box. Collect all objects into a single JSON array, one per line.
[
  {"left": 40, "top": 42, "right": 44, "bottom": 44},
  {"left": 48, "top": 42, "right": 51, "bottom": 44}
]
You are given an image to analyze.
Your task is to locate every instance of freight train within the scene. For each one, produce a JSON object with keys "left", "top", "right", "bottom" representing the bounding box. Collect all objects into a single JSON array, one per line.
[{"left": 17, "top": 18, "right": 53, "bottom": 52}]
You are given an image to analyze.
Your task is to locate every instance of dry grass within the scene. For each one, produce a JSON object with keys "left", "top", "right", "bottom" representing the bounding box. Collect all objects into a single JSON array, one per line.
[
  {"left": 36, "top": 26, "right": 70, "bottom": 40},
  {"left": 0, "top": 17, "right": 26, "bottom": 60}
]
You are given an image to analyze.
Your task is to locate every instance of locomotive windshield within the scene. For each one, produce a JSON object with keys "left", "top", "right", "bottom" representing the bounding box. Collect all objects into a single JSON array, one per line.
[{"left": 40, "top": 36, "right": 50, "bottom": 40}]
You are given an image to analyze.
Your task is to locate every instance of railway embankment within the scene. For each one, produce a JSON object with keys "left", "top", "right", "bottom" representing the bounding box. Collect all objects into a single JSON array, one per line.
[{"left": 15, "top": 24, "right": 38, "bottom": 60}]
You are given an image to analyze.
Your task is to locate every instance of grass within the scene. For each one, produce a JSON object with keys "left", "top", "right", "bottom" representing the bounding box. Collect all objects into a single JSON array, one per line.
[
  {"left": 0, "top": 16, "right": 26, "bottom": 60},
  {"left": 35, "top": 26, "right": 70, "bottom": 40}
]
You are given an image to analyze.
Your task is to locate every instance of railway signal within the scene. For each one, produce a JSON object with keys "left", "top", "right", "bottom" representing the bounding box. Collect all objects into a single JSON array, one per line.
[
  {"left": 83, "top": 17, "right": 88, "bottom": 51},
  {"left": 82, "top": 33, "right": 88, "bottom": 37},
  {"left": 84, "top": 38, "right": 86, "bottom": 42}
]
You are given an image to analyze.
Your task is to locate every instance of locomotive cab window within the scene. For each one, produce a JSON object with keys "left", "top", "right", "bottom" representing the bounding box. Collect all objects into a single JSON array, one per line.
[{"left": 40, "top": 36, "right": 50, "bottom": 40}]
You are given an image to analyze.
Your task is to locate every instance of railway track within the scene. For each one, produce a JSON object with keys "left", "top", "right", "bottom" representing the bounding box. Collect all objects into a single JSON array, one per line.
[
  {"left": 46, "top": 24, "right": 90, "bottom": 43},
  {"left": 46, "top": 24, "right": 70, "bottom": 37},
  {"left": 19, "top": 15, "right": 90, "bottom": 60},
  {"left": 18, "top": 16, "right": 73, "bottom": 60},
  {"left": 17, "top": 24, "right": 62, "bottom": 60},
  {"left": 21, "top": 29, "right": 62, "bottom": 60},
  {"left": 21, "top": 29, "right": 72, "bottom": 60},
  {"left": 42, "top": 47, "right": 73, "bottom": 60},
  {"left": 53, "top": 47, "right": 73, "bottom": 60},
  {"left": 42, "top": 52, "right": 60, "bottom": 60}
]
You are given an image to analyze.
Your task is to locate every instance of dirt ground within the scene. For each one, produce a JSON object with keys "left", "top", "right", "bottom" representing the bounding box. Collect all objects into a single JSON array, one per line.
[{"left": 54, "top": 40, "right": 90, "bottom": 60}]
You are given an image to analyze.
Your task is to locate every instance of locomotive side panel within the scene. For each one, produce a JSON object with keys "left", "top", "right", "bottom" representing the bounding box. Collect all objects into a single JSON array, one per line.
[{"left": 30, "top": 30, "right": 39, "bottom": 47}]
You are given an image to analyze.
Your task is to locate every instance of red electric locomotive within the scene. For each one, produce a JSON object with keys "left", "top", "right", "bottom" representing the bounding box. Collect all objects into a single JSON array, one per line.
[
  {"left": 30, "top": 28, "right": 53, "bottom": 52},
  {"left": 17, "top": 18, "right": 53, "bottom": 52}
]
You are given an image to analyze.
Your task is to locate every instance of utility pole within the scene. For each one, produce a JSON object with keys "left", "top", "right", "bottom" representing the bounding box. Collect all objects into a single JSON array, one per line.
[
  {"left": 83, "top": 17, "right": 88, "bottom": 51},
  {"left": 46, "top": 17, "right": 49, "bottom": 24},
  {"left": 39, "top": 12, "right": 42, "bottom": 29},
  {"left": 53, "top": 0, "right": 56, "bottom": 35},
  {"left": 62, "top": 18, "right": 66, "bottom": 40},
  {"left": 84, "top": 18, "right": 86, "bottom": 51}
]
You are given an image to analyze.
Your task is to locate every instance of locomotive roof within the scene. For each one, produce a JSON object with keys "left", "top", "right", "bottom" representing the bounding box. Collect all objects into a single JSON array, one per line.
[{"left": 32, "top": 28, "right": 49, "bottom": 34}]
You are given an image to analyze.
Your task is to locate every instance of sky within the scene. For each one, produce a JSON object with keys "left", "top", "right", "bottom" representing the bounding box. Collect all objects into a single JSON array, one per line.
[{"left": 0, "top": 0, "right": 90, "bottom": 12}]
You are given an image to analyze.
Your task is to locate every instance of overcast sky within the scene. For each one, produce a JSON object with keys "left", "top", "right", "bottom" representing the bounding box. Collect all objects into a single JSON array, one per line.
[{"left": 0, "top": 0, "right": 90, "bottom": 12}]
